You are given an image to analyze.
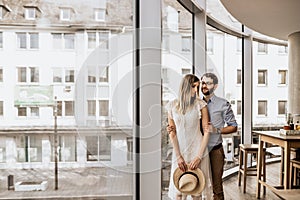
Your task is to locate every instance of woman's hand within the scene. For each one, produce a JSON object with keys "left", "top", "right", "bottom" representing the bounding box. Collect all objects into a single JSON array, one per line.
[
  {"left": 189, "top": 156, "right": 201, "bottom": 170},
  {"left": 167, "top": 125, "right": 175, "bottom": 134},
  {"left": 177, "top": 155, "right": 187, "bottom": 172}
]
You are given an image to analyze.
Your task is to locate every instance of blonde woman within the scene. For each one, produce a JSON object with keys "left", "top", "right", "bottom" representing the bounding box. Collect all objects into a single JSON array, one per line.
[{"left": 167, "top": 74, "right": 212, "bottom": 200}]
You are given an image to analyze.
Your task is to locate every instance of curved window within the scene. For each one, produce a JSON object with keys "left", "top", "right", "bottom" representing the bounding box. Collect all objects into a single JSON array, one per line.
[{"left": 206, "top": 24, "right": 243, "bottom": 170}]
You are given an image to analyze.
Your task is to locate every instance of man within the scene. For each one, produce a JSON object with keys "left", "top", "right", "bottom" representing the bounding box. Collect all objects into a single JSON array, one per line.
[{"left": 200, "top": 72, "right": 238, "bottom": 200}]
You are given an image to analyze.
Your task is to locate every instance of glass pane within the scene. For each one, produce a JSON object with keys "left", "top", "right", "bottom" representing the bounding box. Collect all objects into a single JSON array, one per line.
[
  {"left": 30, "top": 33, "right": 39, "bottom": 49},
  {"left": 65, "top": 101, "right": 74, "bottom": 116},
  {"left": 1, "top": 0, "right": 133, "bottom": 199},
  {"left": 17, "top": 33, "right": 27, "bottom": 49},
  {"left": 206, "top": 25, "right": 242, "bottom": 171},
  {"left": 252, "top": 41, "right": 288, "bottom": 129},
  {"left": 161, "top": 1, "right": 193, "bottom": 199}
]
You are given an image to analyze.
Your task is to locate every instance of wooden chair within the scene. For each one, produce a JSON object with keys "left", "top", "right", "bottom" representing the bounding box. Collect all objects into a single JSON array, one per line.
[
  {"left": 238, "top": 144, "right": 266, "bottom": 193},
  {"left": 280, "top": 148, "right": 300, "bottom": 186},
  {"left": 291, "top": 158, "right": 300, "bottom": 188}
]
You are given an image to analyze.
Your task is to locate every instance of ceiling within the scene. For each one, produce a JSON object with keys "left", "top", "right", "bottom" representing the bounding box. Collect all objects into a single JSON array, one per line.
[{"left": 220, "top": 0, "right": 300, "bottom": 41}]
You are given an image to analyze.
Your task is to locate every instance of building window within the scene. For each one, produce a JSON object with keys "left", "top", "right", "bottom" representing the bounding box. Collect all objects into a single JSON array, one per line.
[
  {"left": 88, "top": 67, "right": 96, "bottom": 83},
  {"left": 237, "top": 100, "right": 242, "bottom": 115},
  {"left": 99, "top": 66, "right": 109, "bottom": 82},
  {"left": 51, "top": 135, "right": 77, "bottom": 162},
  {"left": 60, "top": 8, "right": 71, "bottom": 21},
  {"left": 29, "top": 107, "right": 39, "bottom": 117},
  {"left": 18, "top": 107, "right": 27, "bottom": 116},
  {"left": 53, "top": 69, "right": 62, "bottom": 83},
  {"left": 181, "top": 68, "right": 191, "bottom": 75},
  {"left": 181, "top": 36, "right": 191, "bottom": 52},
  {"left": 127, "top": 137, "right": 133, "bottom": 161},
  {"left": 16, "top": 135, "right": 42, "bottom": 162},
  {"left": 0, "top": 32, "right": 3, "bottom": 48},
  {"left": 16, "top": 32, "right": 39, "bottom": 49},
  {"left": 65, "top": 101, "right": 74, "bottom": 116},
  {"left": 236, "top": 37, "right": 242, "bottom": 53},
  {"left": 278, "top": 100, "right": 287, "bottom": 115},
  {"left": 86, "top": 135, "right": 111, "bottom": 161},
  {"left": 88, "top": 100, "right": 96, "bottom": 116},
  {"left": 17, "top": 67, "right": 39, "bottom": 83},
  {"left": 99, "top": 100, "right": 109, "bottom": 116},
  {"left": 30, "top": 67, "right": 39, "bottom": 82},
  {"left": 237, "top": 69, "right": 242, "bottom": 84},
  {"left": 25, "top": 7, "right": 36, "bottom": 20},
  {"left": 162, "top": 35, "right": 169, "bottom": 51},
  {"left": 258, "top": 100, "right": 267, "bottom": 116},
  {"left": 278, "top": 45, "right": 288, "bottom": 54},
  {"left": 52, "top": 33, "right": 75, "bottom": 49},
  {"left": 0, "top": 67, "right": 3, "bottom": 82},
  {"left": 278, "top": 70, "right": 287, "bottom": 85},
  {"left": 87, "top": 31, "right": 109, "bottom": 49},
  {"left": 53, "top": 101, "right": 74, "bottom": 117},
  {"left": 162, "top": 68, "right": 169, "bottom": 83},
  {"left": 0, "top": 136, "right": 6, "bottom": 162},
  {"left": 94, "top": 9, "right": 105, "bottom": 21},
  {"left": 0, "top": 101, "right": 3, "bottom": 116},
  {"left": 206, "top": 35, "right": 214, "bottom": 54},
  {"left": 258, "top": 70, "right": 267, "bottom": 85},
  {"left": 52, "top": 68, "right": 75, "bottom": 83},
  {"left": 65, "top": 69, "right": 75, "bottom": 83},
  {"left": 258, "top": 42, "right": 268, "bottom": 54}
]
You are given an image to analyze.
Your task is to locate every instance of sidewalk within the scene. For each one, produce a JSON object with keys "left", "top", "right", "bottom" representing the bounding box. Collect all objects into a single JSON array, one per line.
[{"left": 0, "top": 166, "right": 133, "bottom": 200}]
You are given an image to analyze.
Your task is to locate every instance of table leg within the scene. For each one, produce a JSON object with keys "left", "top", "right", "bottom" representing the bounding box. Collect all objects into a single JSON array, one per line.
[
  {"left": 256, "top": 137, "right": 263, "bottom": 199},
  {"left": 284, "top": 142, "right": 291, "bottom": 189}
]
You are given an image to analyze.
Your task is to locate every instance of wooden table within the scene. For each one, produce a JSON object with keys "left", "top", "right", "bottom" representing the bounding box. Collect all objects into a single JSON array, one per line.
[{"left": 254, "top": 131, "right": 300, "bottom": 199}]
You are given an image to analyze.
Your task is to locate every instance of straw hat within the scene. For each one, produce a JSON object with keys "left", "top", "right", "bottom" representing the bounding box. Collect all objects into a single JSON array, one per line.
[{"left": 173, "top": 165, "right": 205, "bottom": 195}]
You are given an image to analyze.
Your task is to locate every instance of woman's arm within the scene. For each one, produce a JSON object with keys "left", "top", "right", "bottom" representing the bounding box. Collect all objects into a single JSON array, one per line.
[
  {"left": 168, "top": 114, "right": 187, "bottom": 172},
  {"left": 190, "top": 106, "right": 210, "bottom": 170}
]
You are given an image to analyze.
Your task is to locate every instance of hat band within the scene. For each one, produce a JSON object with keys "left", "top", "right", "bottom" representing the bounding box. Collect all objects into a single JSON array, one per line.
[{"left": 179, "top": 171, "right": 199, "bottom": 183}]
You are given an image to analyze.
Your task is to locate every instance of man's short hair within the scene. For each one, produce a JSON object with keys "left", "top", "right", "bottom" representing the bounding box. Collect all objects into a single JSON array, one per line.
[{"left": 201, "top": 72, "right": 218, "bottom": 84}]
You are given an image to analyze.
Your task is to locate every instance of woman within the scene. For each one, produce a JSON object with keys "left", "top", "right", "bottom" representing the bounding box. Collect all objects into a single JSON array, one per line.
[{"left": 166, "top": 74, "right": 212, "bottom": 200}]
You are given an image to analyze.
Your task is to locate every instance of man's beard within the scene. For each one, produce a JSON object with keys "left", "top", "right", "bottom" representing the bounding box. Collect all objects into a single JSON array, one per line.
[{"left": 202, "top": 88, "right": 214, "bottom": 96}]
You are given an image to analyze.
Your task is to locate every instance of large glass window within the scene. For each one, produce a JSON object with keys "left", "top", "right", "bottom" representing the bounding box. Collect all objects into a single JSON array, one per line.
[
  {"left": 206, "top": 25, "right": 242, "bottom": 171},
  {"left": 16, "top": 135, "right": 42, "bottom": 162},
  {"left": 86, "top": 135, "right": 111, "bottom": 161},
  {"left": 161, "top": 0, "right": 193, "bottom": 197},
  {"left": 51, "top": 135, "right": 76, "bottom": 162}
]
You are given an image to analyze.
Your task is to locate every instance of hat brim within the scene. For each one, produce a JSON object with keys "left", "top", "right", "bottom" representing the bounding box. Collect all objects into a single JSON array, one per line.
[{"left": 173, "top": 164, "right": 206, "bottom": 195}]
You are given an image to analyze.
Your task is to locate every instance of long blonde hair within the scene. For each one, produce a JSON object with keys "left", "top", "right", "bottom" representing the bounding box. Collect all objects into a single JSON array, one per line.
[{"left": 176, "top": 74, "right": 199, "bottom": 114}]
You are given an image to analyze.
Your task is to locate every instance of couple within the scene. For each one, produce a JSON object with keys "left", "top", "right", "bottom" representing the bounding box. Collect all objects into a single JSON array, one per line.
[{"left": 166, "top": 73, "right": 238, "bottom": 200}]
